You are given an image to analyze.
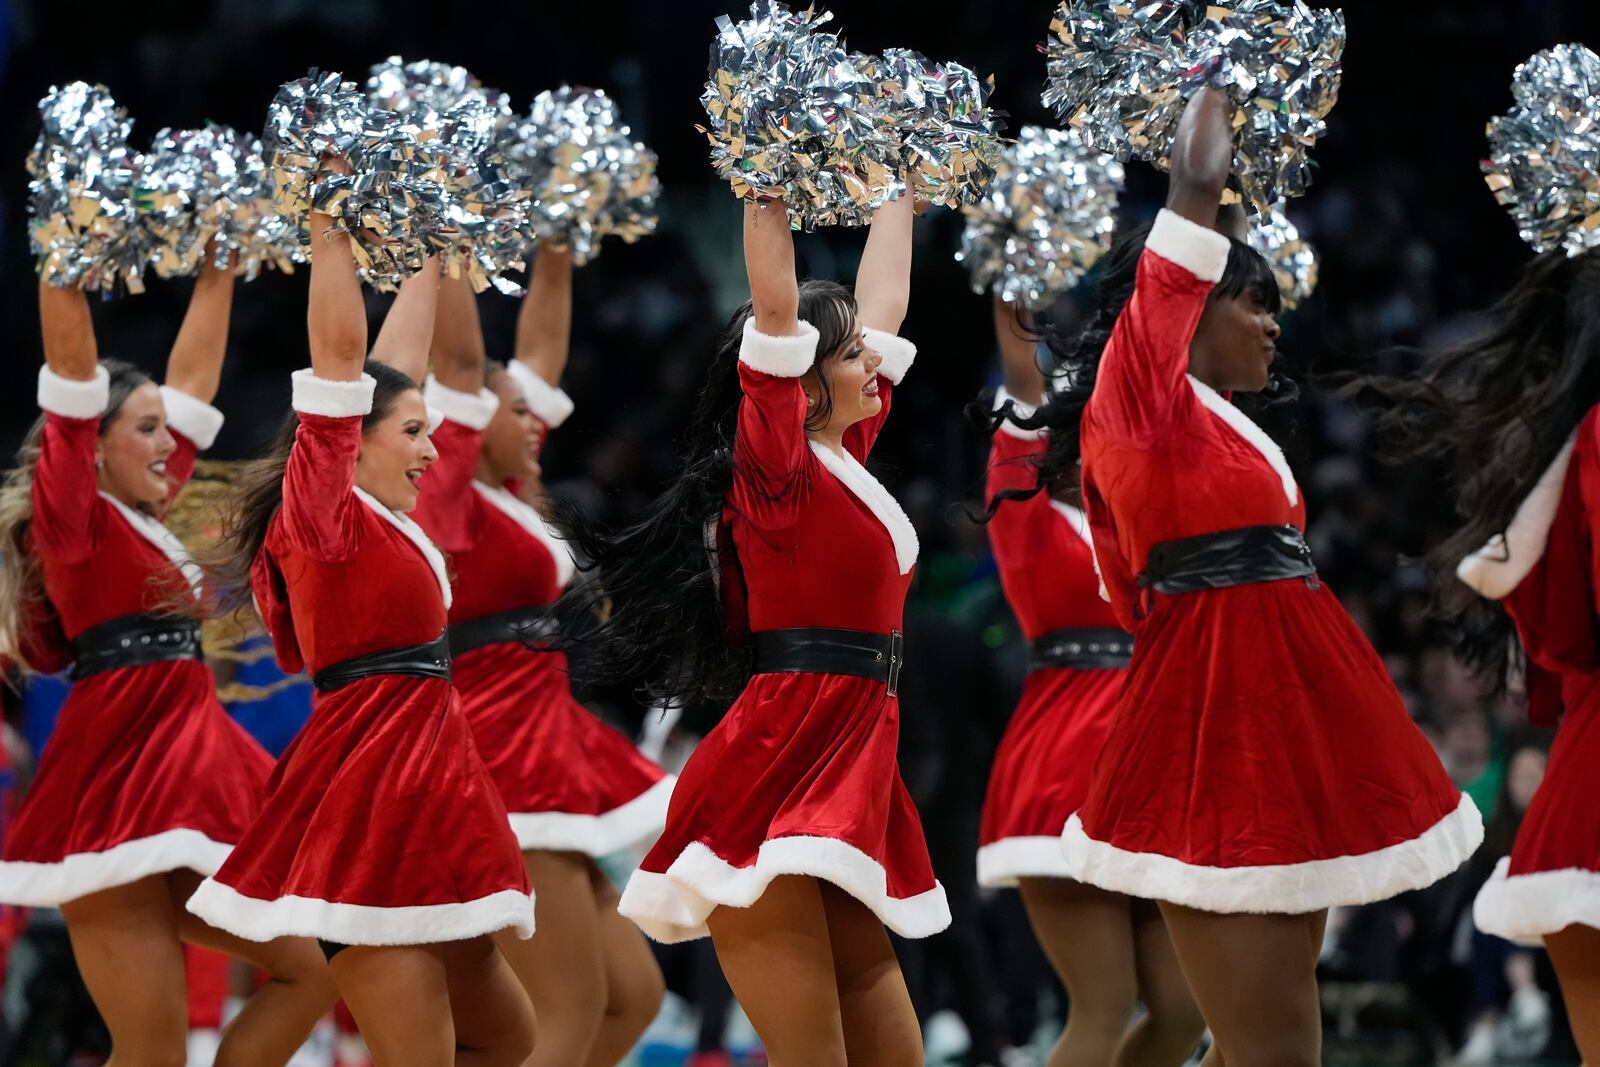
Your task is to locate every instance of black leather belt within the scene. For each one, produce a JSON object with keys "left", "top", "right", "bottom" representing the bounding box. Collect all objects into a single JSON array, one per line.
[
  {"left": 1136, "top": 525, "right": 1317, "bottom": 614},
  {"left": 1028, "top": 627, "right": 1133, "bottom": 672},
  {"left": 447, "top": 606, "right": 558, "bottom": 657},
  {"left": 750, "top": 627, "right": 905, "bottom": 697},
  {"left": 312, "top": 633, "right": 452, "bottom": 693},
  {"left": 71, "top": 613, "right": 203, "bottom": 681}
]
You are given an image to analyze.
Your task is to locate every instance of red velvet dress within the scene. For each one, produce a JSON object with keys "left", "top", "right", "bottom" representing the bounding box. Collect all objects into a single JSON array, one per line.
[
  {"left": 1462, "top": 408, "right": 1600, "bottom": 941},
  {"left": 976, "top": 403, "right": 1127, "bottom": 887},
  {"left": 0, "top": 367, "right": 271, "bottom": 907},
  {"left": 1067, "top": 210, "right": 1482, "bottom": 913},
  {"left": 617, "top": 321, "right": 950, "bottom": 943},
  {"left": 412, "top": 378, "right": 673, "bottom": 856},
  {"left": 186, "top": 370, "right": 534, "bottom": 945}
]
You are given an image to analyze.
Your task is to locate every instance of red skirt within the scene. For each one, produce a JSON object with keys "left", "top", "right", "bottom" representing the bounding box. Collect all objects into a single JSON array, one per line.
[
  {"left": 0, "top": 661, "right": 271, "bottom": 907},
  {"left": 186, "top": 676, "right": 535, "bottom": 945},
  {"left": 1475, "top": 686, "right": 1600, "bottom": 942},
  {"left": 617, "top": 672, "right": 949, "bottom": 943},
  {"left": 1063, "top": 580, "right": 1482, "bottom": 913},
  {"left": 978, "top": 666, "right": 1121, "bottom": 887},
  {"left": 454, "top": 644, "right": 673, "bottom": 855}
]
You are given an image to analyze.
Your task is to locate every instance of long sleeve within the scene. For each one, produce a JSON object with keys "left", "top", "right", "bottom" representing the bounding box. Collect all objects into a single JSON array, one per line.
[
  {"left": 843, "top": 328, "right": 916, "bottom": 463},
  {"left": 31, "top": 365, "right": 111, "bottom": 564},
  {"left": 277, "top": 370, "right": 374, "bottom": 563},
  {"left": 730, "top": 318, "right": 818, "bottom": 529},
  {"left": 1089, "top": 209, "right": 1230, "bottom": 443},
  {"left": 415, "top": 376, "right": 500, "bottom": 554}
]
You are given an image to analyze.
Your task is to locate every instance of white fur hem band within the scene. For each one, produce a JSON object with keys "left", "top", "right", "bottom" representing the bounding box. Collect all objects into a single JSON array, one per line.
[
  {"left": 0, "top": 828, "right": 234, "bottom": 907},
  {"left": 507, "top": 776, "right": 675, "bottom": 855},
  {"left": 617, "top": 835, "right": 950, "bottom": 944},
  {"left": 185, "top": 879, "right": 536, "bottom": 945},
  {"left": 977, "top": 835, "right": 1074, "bottom": 888},
  {"left": 1062, "top": 795, "right": 1483, "bottom": 913},
  {"left": 1474, "top": 857, "right": 1600, "bottom": 945}
]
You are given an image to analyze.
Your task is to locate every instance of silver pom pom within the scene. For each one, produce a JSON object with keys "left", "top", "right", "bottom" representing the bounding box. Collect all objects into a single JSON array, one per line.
[
  {"left": 27, "top": 82, "right": 148, "bottom": 294},
  {"left": 1483, "top": 44, "right": 1600, "bottom": 257},
  {"left": 700, "top": 1, "right": 902, "bottom": 228},
  {"left": 366, "top": 55, "right": 513, "bottom": 153},
  {"left": 1247, "top": 202, "right": 1318, "bottom": 309},
  {"left": 957, "top": 125, "right": 1124, "bottom": 310},
  {"left": 1042, "top": 0, "right": 1188, "bottom": 159},
  {"left": 501, "top": 86, "right": 660, "bottom": 265},
  {"left": 865, "top": 48, "right": 1005, "bottom": 209}
]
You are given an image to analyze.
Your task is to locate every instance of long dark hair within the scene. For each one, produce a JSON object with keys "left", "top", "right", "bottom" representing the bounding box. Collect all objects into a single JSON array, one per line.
[
  {"left": 206, "top": 360, "right": 423, "bottom": 619},
  {"left": 973, "top": 221, "right": 1287, "bottom": 520},
  {"left": 1358, "top": 248, "right": 1600, "bottom": 687},
  {"left": 1, "top": 359, "right": 153, "bottom": 672},
  {"left": 557, "top": 279, "right": 859, "bottom": 708}
]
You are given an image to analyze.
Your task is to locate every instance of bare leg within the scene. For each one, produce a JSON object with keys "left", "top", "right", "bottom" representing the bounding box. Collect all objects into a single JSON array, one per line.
[
  {"left": 59, "top": 875, "right": 189, "bottom": 1067},
  {"left": 438, "top": 936, "right": 538, "bottom": 1067},
  {"left": 1118, "top": 898, "right": 1206, "bottom": 1067},
  {"left": 1017, "top": 877, "right": 1138, "bottom": 1067},
  {"left": 168, "top": 870, "right": 338, "bottom": 1067},
  {"left": 706, "top": 875, "right": 848, "bottom": 1067},
  {"left": 1545, "top": 923, "right": 1600, "bottom": 1063},
  {"left": 584, "top": 872, "right": 665, "bottom": 1067},
  {"left": 494, "top": 850, "right": 604, "bottom": 1067},
  {"left": 330, "top": 945, "right": 455, "bottom": 1067},
  {"left": 817, "top": 881, "right": 922, "bottom": 1067},
  {"left": 1158, "top": 903, "right": 1324, "bottom": 1067}
]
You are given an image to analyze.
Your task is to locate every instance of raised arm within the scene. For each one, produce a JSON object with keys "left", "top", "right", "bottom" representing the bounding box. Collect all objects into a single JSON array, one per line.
[
  {"left": 994, "top": 298, "right": 1043, "bottom": 409},
  {"left": 306, "top": 184, "right": 367, "bottom": 383},
  {"left": 163, "top": 255, "right": 236, "bottom": 403},
  {"left": 430, "top": 275, "right": 488, "bottom": 394},
  {"left": 38, "top": 280, "right": 98, "bottom": 384},
  {"left": 513, "top": 245, "right": 574, "bottom": 387},
  {"left": 368, "top": 256, "right": 440, "bottom": 386},
  {"left": 854, "top": 191, "right": 913, "bottom": 335},
  {"left": 745, "top": 199, "right": 799, "bottom": 336},
  {"left": 1165, "top": 86, "right": 1234, "bottom": 230}
]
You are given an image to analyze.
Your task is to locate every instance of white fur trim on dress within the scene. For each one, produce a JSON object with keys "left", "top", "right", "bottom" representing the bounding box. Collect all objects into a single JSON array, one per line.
[
  {"left": 1048, "top": 499, "right": 1096, "bottom": 551},
  {"left": 185, "top": 878, "right": 535, "bottom": 945},
  {"left": 1187, "top": 375, "right": 1299, "bottom": 507},
  {"left": 507, "top": 776, "right": 675, "bottom": 854},
  {"left": 471, "top": 482, "right": 576, "bottom": 589},
  {"left": 353, "top": 487, "right": 453, "bottom": 610},
  {"left": 38, "top": 364, "right": 110, "bottom": 420},
  {"left": 1062, "top": 794, "right": 1483, "bottom": 914},
  {"left": 503, "top": 361, "right": 575, "bottom": 429},
  {"left": 290, "top": 369, "right": 376, "bottom": 419},
  {"left": 100, "top": 491, "right": 204, "bottom": 597},
  {"left": 808, "top": 440, "right": 919, "bottom": 574},
  {"left": 977, "top": 836, "right": 1074, "bottom": 888},
  {"left": 739, "top": 318, "right": 820, "bottom": 378},
  {"left": 1474, "top": 857, "right": 1600, "bottom": 945},
  {"left": 158, "top": 387, "right": 225, "bottom": 450},
  {"left": 617, "top": 835, "right": 951, "bottom": 944},
  {"left": 1147, "top": 208, "right": 1231, "bottom": 283},
  {"left": 994, "top": 386, "right": 1044, "bottom": 441},
  {"left": 424, "top": 375, "right": 501, "bottom": 432},
  {"left": 1456, "top": 435, "right": 1577, "bottom": 600},
  {"left": 863, "top": 327, "right": 916, "bottom": 385},
  {"left": 0, "top": 828, "right": 233, "bottom": 907}
]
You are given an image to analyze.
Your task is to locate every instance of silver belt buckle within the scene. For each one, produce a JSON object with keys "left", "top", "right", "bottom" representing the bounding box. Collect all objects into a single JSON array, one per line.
[{"left": 886, "top": 629, "right": 904, "bottom": 697}]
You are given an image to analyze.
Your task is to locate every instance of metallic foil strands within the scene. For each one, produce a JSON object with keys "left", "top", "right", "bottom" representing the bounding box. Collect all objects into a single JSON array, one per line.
[
  {"left": 956, "top": 125, "right": 1124, "bottom": 310},
  {"left": 27, "top": 81, "right": 148, "bottom": 294},
  {"left": 366, "top": 55, "right": 513, "bottom": 153},
  {"left": 1483, "top": 44, "right": 1600, "bottom": 257},
  {"left": 1247, "top": 202, "right": 1317, "bottom": 309},
  {"left": 1042, "top": 0, "right": 1188, "bottom": 159},
  {"left": 865, "top": 49, "right": 1004, "bottom": 209},
  {"left": 261, "top": 70, "right": 368, "bottom": 226},
  {"left": 701, "top": 1, "right": 903, "bottom": 228}
]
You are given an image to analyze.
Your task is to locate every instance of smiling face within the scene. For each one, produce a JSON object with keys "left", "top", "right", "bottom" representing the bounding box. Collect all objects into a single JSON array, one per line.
[
  {"left": 97, "top": 382, "right": 177, "bottom": 513},
  {"left": 354, "top": 387, "right": 437, "bottom": 513},
  {"left": 802, "top": 324, "right": 884, "bottom": 437},
  {"left": 479, "top": 368, "right": 544, "bottom": 486}
]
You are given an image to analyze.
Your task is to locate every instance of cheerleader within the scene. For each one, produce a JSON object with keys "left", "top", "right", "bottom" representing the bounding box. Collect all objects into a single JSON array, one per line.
[
  {"left": 977, "top": 298, "right": 1203, "bottom": 1067},
  {"left": 1364, "top": 222, "right": 1600, "bottom": 1061},
  {"left": 373, "top": 246, "right": 670, "bottom": 1067},
  {"left": 184, "top": 176, "right": 536, "bottom": 1066},
  {"left": 1028, "top": 87, "right": 1482, "bottom": 1066},
  {"left": 0, "top": 260, "right": 336, "bottom": 1065},
  {"left": 562, "top": 191, "right": 946, "bottom": 1065}
]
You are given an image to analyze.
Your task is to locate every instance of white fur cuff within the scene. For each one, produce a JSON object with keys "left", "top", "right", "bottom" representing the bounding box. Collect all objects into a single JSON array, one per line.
[
  {"left": 290, "top": 369, "right": 376, "bottom": 418},
  {"left": 424, "top": 375, "right": 500, "bottom": 431},
  {"left": 1147, "top": 208, "right": 1231, "bottom": 283},
  {"left": 739, "top": 318, "right": 820, "bottom": 378},
  {"left": 38, "top": 364, "right": 110, "bottom": 420},
  {"left": 504, "top": 361, "right": 574, "bottom": 429},
  {"left": 994, "top": 386, "right": 1044, "bottom": 441},
  {"left": 863, "top": 327, "right": 916, "bottom": 385},
  {"left": 159, "top": 387, "right": 225, "bottom": 450}
]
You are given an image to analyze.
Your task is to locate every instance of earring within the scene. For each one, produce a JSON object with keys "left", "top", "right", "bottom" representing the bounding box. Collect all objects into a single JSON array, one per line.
[
  {"left": 94, "top": 458, "right": 105, "bottom": 471},
  {"left": 805, "top": 393, "right": 816, "bottom": 407}
]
